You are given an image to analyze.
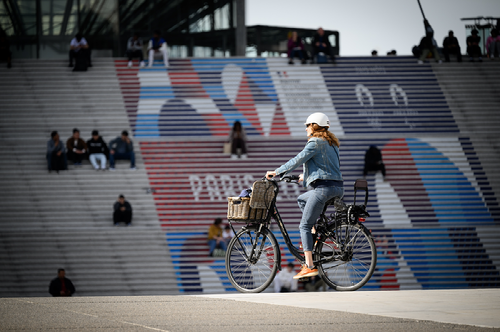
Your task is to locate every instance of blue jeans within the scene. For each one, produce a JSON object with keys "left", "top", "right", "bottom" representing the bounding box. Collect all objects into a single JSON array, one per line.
[
  {"left": 297, "top": 186, "right": 344, "bottom": 252},
  {"left": 46, "top": 151, "right": 68, "bottom": 171},
  {"left": 109, "top": 151, "right": 135, "bottom": 168},
  {"left": 208, "top": 239, "right": 227, "bottom": 254},
  {"left": 289, "top": 49, "right": 304, "bottom": 60}
]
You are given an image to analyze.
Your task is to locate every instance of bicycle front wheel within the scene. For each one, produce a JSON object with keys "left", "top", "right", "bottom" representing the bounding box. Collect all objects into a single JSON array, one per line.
[
  {"left": 317, "top": 223, "right": 377, "bottom": 291},
  {"left": 225, "top": 225, "right": 279, "bottom": 293}
]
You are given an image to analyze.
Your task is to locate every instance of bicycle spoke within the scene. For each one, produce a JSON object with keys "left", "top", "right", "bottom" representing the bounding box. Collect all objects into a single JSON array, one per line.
[
  {"left": 318, "top": 224, "right": 376, "bottom": 291},
  {"left": 226, "top": 227, "right": 278, "bottom": 293}
]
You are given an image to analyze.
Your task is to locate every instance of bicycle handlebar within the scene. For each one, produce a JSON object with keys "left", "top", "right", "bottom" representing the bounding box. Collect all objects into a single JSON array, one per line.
[
  {"left": 263, "top": 174, "right": 300, "bottom": 183},
  {"left": 282, "top": 175, "right": 300, "bottom": 182}
]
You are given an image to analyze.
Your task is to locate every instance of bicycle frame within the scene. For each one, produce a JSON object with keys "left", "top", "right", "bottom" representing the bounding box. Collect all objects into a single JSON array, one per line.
[{"left": 228, "top": 178, "right": 347, "bottom": 271}]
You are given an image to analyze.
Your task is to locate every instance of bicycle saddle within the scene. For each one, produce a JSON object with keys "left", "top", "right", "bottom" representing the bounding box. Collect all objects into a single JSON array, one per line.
[{"left": 325, "top": 197, "right": 347, "bottom": 212}]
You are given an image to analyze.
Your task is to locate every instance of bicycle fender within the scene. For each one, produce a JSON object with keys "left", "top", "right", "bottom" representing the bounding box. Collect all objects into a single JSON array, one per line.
[{"left": 357, "top": 223, "right": 374, "bottom": 240}]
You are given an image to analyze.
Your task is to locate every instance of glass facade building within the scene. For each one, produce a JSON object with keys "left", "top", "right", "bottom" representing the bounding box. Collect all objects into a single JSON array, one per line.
[{"left": 0, "top": 0, "right": 339, "bottom": 59}]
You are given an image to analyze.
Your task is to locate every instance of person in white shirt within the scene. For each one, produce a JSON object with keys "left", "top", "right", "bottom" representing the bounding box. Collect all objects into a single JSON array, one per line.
[
  {"left": 69, "top": 33, "right": 91, "bottom": 67},
  {"left": 148, "top": 30, "right": 168, "bottom": 68},
  {"left": 274, "top": 263, "right": 299, "bottom": 292},
  {"left": 127, "top": 33, "right": 145, "bottom": 68},
  {"left": 222, "top": 225, "right": 234, "bottom": 245}
]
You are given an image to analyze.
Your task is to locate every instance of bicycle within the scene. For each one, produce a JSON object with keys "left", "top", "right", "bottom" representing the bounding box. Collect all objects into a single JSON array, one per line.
[{"left": 225, "top": 175, "right": 377, "bottom": 293}]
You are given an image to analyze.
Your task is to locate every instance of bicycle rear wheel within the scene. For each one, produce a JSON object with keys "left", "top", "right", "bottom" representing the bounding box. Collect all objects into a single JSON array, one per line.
[
  {"left": 317, "top": 223, "right": 377, "bottom": 291},
  {"left": 225, "top": 225, "right": 279, "bottom": 293}
]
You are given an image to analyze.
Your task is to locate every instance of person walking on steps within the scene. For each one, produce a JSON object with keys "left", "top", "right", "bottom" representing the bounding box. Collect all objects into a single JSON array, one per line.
[{"left": 266, "top": 112, "right": 343, "bottom": 279}]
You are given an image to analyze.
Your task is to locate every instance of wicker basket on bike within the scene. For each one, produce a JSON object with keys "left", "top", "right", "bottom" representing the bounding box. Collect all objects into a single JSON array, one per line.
[{"left": 227, "top": 180, "right": 276, "bottom": 222}]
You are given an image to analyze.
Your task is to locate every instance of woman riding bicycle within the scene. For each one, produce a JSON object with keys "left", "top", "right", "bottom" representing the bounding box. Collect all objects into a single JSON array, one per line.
[{"left": 266, "top": 112, "right": 343, "bottom": 279}]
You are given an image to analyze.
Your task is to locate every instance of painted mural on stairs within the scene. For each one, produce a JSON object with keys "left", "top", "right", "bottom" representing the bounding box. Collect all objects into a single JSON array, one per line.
[
  {"left": 114, "top": 57, "right": 497, "bottom": 292},
  {"left": 139, "top": 136, "right": 499, "bottom": 292},
  {"left": 115, "top": 57, "right": 458, "bottom": 137}
]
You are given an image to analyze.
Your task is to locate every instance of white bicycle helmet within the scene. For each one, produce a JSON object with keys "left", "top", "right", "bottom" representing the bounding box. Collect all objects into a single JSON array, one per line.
[{"left": 304, "top": 112, "right": 330, "bottom": 128}]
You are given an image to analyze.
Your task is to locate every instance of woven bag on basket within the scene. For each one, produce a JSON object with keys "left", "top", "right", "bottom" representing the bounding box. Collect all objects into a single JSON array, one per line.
[{"left": 249, "top": 180, "right": 276, "bottom": 209}]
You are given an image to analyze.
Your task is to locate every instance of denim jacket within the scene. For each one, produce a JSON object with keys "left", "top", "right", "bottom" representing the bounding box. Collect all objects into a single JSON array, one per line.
[{"left": 275, "top": 137, "right": 343, "bottom": 188}]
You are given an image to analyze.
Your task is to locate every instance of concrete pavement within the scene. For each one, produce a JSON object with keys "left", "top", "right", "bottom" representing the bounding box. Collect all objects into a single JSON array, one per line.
[
  {"left": 0, "top": 289, "right": 499, "bottom": 331},
  {"left": 203, "top": 289, "right": 500, "bottom": 329}
]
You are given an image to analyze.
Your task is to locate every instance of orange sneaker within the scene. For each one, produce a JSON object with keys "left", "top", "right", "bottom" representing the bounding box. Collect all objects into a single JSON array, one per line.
[{"left": 293, "top": 265, "right": 318, "bottom": 279}]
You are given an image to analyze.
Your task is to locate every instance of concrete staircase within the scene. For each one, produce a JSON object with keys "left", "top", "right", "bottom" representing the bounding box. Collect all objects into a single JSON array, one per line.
[
  {"left": 1, "top": 56, "right": 499, "bottom": 296},
  {"left": 0, "top": 59, "right": 178, "bottom": 297},
  {"left": 0, "top": 229, "right": 178, "bottom": 297},
  {"left": 433, "top": 62, "right": 500, "bottom": 201}
]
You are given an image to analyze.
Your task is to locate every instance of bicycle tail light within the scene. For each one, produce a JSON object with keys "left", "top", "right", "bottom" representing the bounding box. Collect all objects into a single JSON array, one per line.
[{"left": 358, "top": 217, "right": 366, "bottom": 222}]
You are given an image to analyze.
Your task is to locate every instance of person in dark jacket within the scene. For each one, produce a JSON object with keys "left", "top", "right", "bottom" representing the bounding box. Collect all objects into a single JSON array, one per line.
[
  {"left": 127, "top": 33, "right": 145, "bottom": 68},
  {"left": 311, "top": 27, "right": 335, "bottom": 63},
  {"left": 288, "top": 31, "right": 306, "bottom": 64},
  {"left": 69, "top": 32, "right": 91, "bottom": 68},
  {"left": 49, "top": 269, "right": 75, "bottom": 297},
  {"left": 417, "top": 33, "right": 441, "bottom": 64},
  {"left": 87, "top": 130, "right": 109, "bottom": 170},
  {"left": 228, "top": 121, "right": 248, "bottom": 159},
  {"left": 47, "top": 131, "right": 68, "bottom": 172},
  {"left": 114, "top": 195, "right": 132, "bottom": 225},
  {"left": 466, "top": 29, "right": 482, "bottom": 62},
  {"left": 66, "top": 128, "right": 87, "bottom": 166},
  {"left": 109, "top": 130, "right": 135, "bottom": 170},
  {"left": 363, "top": 145, "right": 386, "bottom": 178},
  {"left": 0, "top": 29, "right": 12, "bottom": 68},
  {"left": 443, "top": 30, "right": 462, "bottom": 62}
]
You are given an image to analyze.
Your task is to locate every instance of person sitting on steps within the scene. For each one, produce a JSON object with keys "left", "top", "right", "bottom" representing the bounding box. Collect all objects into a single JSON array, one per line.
[
  {"left": 148, "top": 30, "right": 168, "bottom": 68},
  {"left": 49, "top": 269, "right": 75, "bottom": 297},
  {"left": 0, "top": 29, "right": 12, "bottom": 68},
  {"left": 87, "top": 130, "right": 109, "bottom": 170},
  {"left": 113, "top": 195, "right": 133, "bottom": 226},
  {"left": 266, "top": 112, "right": 343, "bottom": 279},
  {"left": 108, "top": 130, "right": 136, "bottom": 171},
  {"left": 127, "top": 33, "right": 145, "bottom": 68},
  {"left": 229, "top": 121, "right": 248, "bottom": 160},
  {"left": 207, "top": 218, "right": 227, "bottom": 256},
  {"left": 312, "top": 27, "right": 335, "bottom": 64},
  {"left": 486, "top": 28, "right": 500, "bottom": 60},
  {"left": 222, "top": 225, "right": 234, "bottom": 245},
  {"left": 442, "top": 30, "right": 462, "bottom": 62},
  {"left": 69, "top": 32, "right": 91, "bottom": 68},
  {"left": 274, "top": 263, "right": 299, "bottom": 292},
  {"left": 466, "top": 29, "right": 482, "bottom": 62},
  {"left": 66, "top": 128, "right": 87, "bottom": 166},
  {"left": 288, "top": 31, "right": 306, "bottom": 65},
  {"left": 47, "top": 131, "right": 67, "bottom": 173},
  {"left": 363, "top": 145, "right": 386, "bottom": 179},
  {"left": 417, "top": 29, "right": 442, "bottom": 64}
]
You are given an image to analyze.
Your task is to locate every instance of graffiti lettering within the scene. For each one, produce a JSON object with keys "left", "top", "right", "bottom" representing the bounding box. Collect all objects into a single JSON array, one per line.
[{"left": 189, "top": 174, "right": 301, "bottom": 202}]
